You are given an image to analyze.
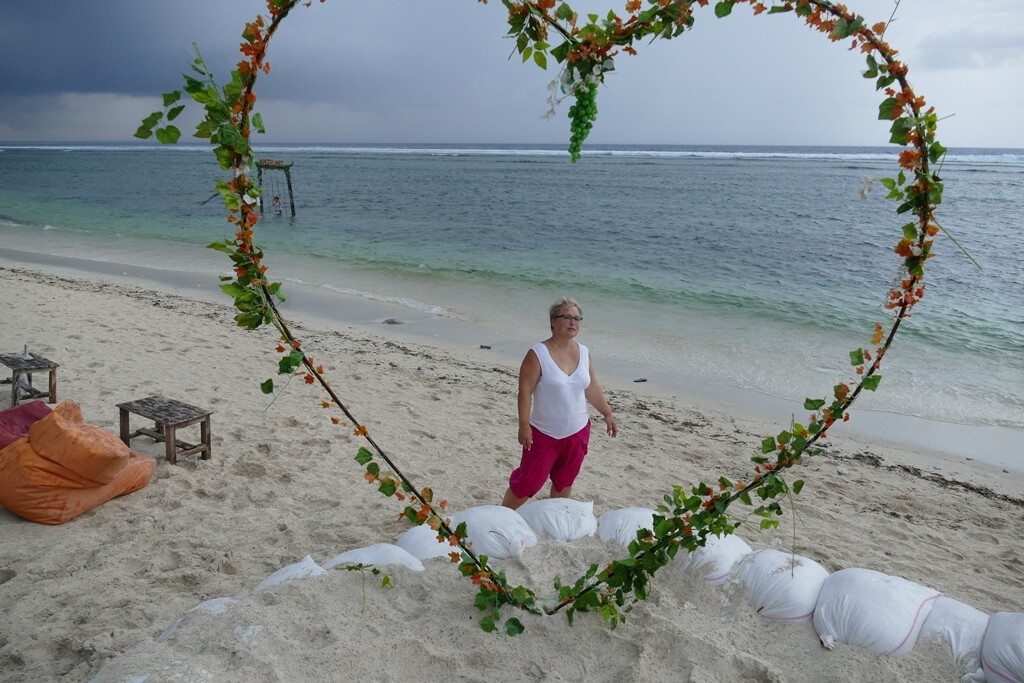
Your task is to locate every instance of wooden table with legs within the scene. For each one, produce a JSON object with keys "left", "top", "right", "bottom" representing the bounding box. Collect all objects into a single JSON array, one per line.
[
  {"left": 117, "top": 395, "right": 212, "bottom": 464},
  {"left": 0, "top": 352, "right": 59, "bottom": 407}
]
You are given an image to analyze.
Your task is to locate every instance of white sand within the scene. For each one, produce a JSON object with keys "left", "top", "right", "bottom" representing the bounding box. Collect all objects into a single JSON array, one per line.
[{"left": 1, "top": 264, "right": 1022, "bottom": 682}]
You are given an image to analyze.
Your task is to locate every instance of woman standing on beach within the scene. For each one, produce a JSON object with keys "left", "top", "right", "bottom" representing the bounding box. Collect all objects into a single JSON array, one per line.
[{"left": 501, "top": 297, "right": 617, "bottom": 510}]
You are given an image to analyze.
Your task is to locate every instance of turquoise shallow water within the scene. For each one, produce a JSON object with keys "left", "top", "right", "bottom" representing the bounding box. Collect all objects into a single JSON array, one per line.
[{"left": 1, "top": 143, "right": 1022, "bottom": 431}]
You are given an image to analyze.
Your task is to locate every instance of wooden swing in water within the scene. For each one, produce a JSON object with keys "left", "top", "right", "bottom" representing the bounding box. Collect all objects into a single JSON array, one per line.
[{"left": 256, "top": 159, "right": 296, "bottom": 216}]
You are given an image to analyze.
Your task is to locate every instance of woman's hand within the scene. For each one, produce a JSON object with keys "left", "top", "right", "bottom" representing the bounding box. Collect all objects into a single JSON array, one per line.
[
  {"left": 603, "top": 413, "right": 618, "bottom": 437},
  {"left": 518, "top": 424, "right": 533, "bottom": 450}
]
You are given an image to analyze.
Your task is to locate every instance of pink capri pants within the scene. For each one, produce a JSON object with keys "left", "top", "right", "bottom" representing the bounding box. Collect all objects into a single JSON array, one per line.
[{"left": 508, "top": 422, "right": 591, "bottom": 499}]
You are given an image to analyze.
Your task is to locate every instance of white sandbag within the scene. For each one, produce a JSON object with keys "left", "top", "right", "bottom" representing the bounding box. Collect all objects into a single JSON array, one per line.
[
  {"left": 679, "top": 532, "right": 752, "bottom": 586},
  {"left": 598, "top": 507, "right": 656, "bottom": 549},
  {"left": 156, "top": 597, "right": 236, "bottom": 643},
  {"left": 323, "top": 543, "right": 424, "bottom": 572},
  {"left": 252, "top": 555, "right": 326, "bottom": 594},
  {"left": 516, "top": 499, "right": 597, "bottom": 542},
  {"left": 812, "top": 567, "right": 940, "bottom": 656},
  {"left": 919, "top": 596, "right": 988, "bottom": 667},
  {"left": 974, "top": 612, "right": 1024, "bottom": 683},
  {"left": 733, "top": 549, "right": 828, "bottom": 621},
  {"left": 451, "top": 505, "right": 537, "bottom": 560},
  {"left": 395, "top": 524, "right": 452, "bottom": 561}
]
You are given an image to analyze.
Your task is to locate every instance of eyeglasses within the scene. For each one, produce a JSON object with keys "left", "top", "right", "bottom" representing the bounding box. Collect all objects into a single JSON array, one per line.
[{"left": 553, "top": 315, "right": 583, "bottom": 323}]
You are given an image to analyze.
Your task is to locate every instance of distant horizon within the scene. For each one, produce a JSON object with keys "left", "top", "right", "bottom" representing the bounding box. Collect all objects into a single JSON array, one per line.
[{"left": 3, "top": 141, "right": 1024, "bottom": 153}]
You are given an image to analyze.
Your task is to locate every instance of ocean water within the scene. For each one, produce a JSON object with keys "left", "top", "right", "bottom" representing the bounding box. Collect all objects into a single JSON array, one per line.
[{"left": 1, "top": 143, "right": 1022, "bottom": 438}]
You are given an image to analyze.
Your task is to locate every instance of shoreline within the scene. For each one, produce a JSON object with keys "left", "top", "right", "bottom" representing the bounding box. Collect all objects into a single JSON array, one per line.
[
  {"left": 2, "top": 261, "right": 1022, "bottom": 681},
  {"left": 3, "top": 246, "right": 1022, "bottom": 479}
]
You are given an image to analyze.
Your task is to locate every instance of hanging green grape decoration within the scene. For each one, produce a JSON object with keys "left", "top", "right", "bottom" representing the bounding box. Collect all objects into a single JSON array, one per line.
[{"left": 568, "top": 83, "right": 598, "bottom": 162}]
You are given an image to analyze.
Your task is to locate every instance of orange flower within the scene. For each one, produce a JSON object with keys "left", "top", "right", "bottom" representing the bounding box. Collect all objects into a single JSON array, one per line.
[
  {"left": 449, "top": 552, "right": 461, "bottom": 563},
  {"left": 330, "top": 416, "right": 341, "bottom": 424},
  {"left": 364, "top": 472, "right": 376, "bottom": 484},
  {"left": 353, "top": 425, "right": 369, "bottom": 437},
  {"left": 321, "top": 401, "right": 330, "bottom": 408},
  {"left": 871, "top": 21, "right": 886, "bottom": 34},
  {"left": 752, "top": 3, "right": 766, "bottom": 15},
  {"left": 625, "top": 0, "right": 641, "bottom": 12},
  {"left": 871, "top": 323, "right": 885, "bottom": 345},
  {"left": 290, "top": 339, "right": 302, "bottom": 349},
  {"left": 304, "top": 374, "right": 314, "bottom": 384},
  {"left": 316, "top": 364, "right": 324, "bottom": 374},
  {"left": 276, "top": 345, "right": 286, "bottom": 353}
]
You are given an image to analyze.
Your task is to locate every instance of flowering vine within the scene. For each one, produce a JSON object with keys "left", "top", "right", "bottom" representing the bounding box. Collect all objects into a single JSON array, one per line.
[{"left": 138, "top": 0, "right": 945, "bottom": 635}]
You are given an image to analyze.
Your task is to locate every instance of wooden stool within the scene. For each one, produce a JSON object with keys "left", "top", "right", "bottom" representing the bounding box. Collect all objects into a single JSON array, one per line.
[
  {"left": 0, "top": 352, "right": 59, "bottom": 407},
  {"left": 117, "top": 395, "right": 213, "bottom": 464}
]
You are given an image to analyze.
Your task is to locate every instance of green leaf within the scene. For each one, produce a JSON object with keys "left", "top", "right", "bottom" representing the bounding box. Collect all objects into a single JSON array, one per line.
[
  {"left": 862, "top": 375, "right": 882, "bottom": 391},
  {"left": 551, "top": 41, "right": 571, "bottom": 64},
  {"left": 219, "top": 282, "right": 248, "bottom": 298},
  {"left": 761, "top": 436, "right": 776, "bottom": 454},
  {"left": 768, "top": 5, "right": 793, "bottom": 13},
  {"left": 878, "top": 97, "right": 898, "bottom": 121},
  {"left": 803, "top": 398, "right": 825, "bottom": 411},
  {"left": 849, "top": 348, "right": 865, "bottom": 366},
  {"left": 793, "top": 479, "right": 805, "bottom": 494},
  {"left": 831, "top": 17, "right": 851, "bottom": 39},
  {"left": 522, "top": 46, "right": 533, "bottom": 63},
  {"left": 378, "top": 480, "right": 396, "bottom": 496},
  {"left": 207, "top": 240, "right": 235, "bottom": 254},
  {"left": 902, "top": 223, "right": 918, "bottom": 240},
  {"left": 505, "top": 618, "right": 525, "bottom": 636},
  {"left": 555, "top": 2, "right": 574, "bottom": 21},
  {"left": 479, "top": 615, "right": 496, "bottom": 633},
  {"left": 366, "top": 462, "right": 380, "bottom": 477},
  {"left": 928, "top": 141, "right": 947, "bottom": 164},
  {"left": 355, "top": 447, "right": 373, "bottom": 466},
  {"left": 714, "top": 1, "right": 734, "bottom": 18},
  {"left": 889, "top": 117, "right": 911, "bottom": 144},
  {"left": 863, "top": 54, "right": 879, "bottom": 78},
  {"left": 156, "top": 125, "right": 180, "bottom": 144},
  {"left": 166, "top": 105, "right": 185, "bottom": 122},
  {"left": 260, "top": 378, "right": 274, "bottom": 394},
  {"left": 533, "top": 50, "right": 547, "bottom": 70},
  {"left": 133, "top": 126, "right": 153, "bottom": 140},
  {"left": 252, "top": 112, "right": 265, "bottom": 134}
]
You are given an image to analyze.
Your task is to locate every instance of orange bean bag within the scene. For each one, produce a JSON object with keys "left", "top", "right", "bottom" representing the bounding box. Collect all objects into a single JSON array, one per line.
[{"left": 0, "top": 400, "right": 156, "bottom": 525}]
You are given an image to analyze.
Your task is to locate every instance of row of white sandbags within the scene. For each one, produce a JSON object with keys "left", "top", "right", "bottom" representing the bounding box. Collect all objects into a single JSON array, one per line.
[
  {"left": 159, "top": 501, "right": 1023, "bottom": 682},
  {"left": 591, "top": 505, "right": 1023, "bottom": 683}
]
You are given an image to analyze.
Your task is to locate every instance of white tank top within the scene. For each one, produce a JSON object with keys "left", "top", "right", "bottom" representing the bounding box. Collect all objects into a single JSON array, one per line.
[{"left": 529, "top": 341, "right": 591, "bottom": 439}]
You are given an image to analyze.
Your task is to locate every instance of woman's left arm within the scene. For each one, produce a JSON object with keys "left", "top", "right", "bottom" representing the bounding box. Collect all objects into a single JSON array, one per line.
[{"left": 585, "top": 357, "right": 618, "bottom": 437}]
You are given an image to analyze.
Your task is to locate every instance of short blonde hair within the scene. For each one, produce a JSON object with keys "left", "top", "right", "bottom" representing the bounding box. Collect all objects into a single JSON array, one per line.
[{"left": 549, "top": 297, "right": 582, "bottom": 319}]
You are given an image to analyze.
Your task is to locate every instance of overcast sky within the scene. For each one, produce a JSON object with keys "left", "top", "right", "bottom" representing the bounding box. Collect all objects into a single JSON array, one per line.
[{"left": 1, "top": 0, "right": 1022, "bottom": 147}]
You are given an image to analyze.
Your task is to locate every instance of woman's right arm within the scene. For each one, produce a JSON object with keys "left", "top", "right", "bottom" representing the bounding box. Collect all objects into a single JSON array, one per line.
[{"left": 518, "top": 349, "right": 541, "bottom": 450}]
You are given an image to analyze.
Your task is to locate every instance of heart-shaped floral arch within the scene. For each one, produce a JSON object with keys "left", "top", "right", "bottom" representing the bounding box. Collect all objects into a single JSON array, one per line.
[{"left": 137, "top": 0, "right": 947, "bottom": 634}]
